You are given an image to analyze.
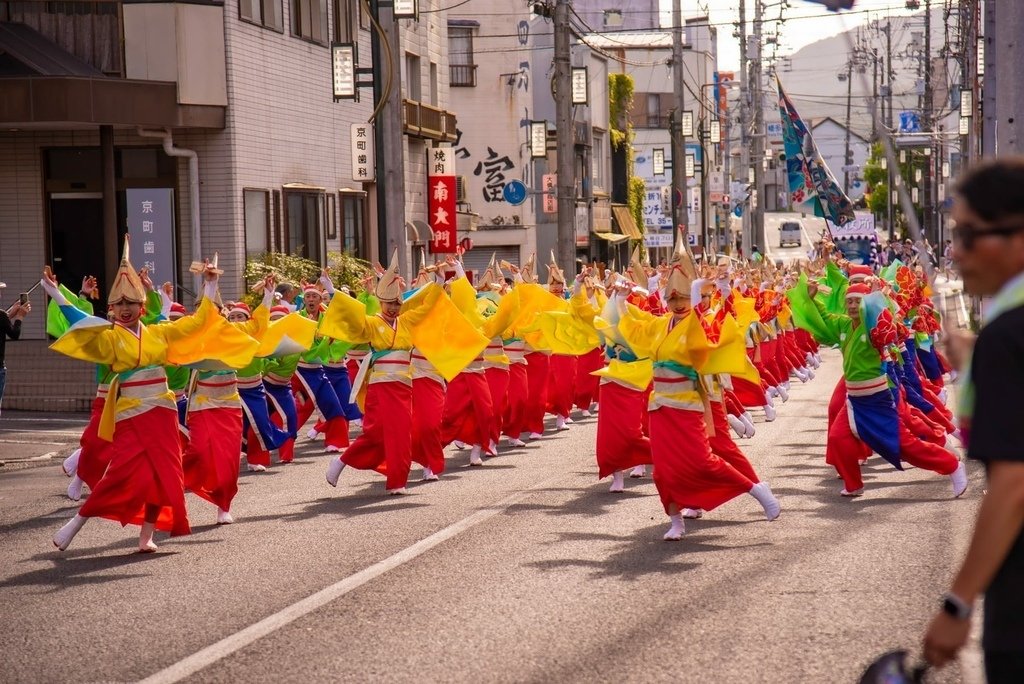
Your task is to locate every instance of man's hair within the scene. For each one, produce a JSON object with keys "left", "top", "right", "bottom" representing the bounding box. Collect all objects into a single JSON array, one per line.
[
  {"left": 275, "top": 282, "right": 294, "bottom": 295},
  {"left": 956, "top": 156, "right": 1024, "bottom": 222}
]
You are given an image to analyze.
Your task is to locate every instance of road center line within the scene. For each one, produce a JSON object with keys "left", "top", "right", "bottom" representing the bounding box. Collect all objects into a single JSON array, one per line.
[{"left": 138, "top": 475, "right": 563, "bottom": 684}]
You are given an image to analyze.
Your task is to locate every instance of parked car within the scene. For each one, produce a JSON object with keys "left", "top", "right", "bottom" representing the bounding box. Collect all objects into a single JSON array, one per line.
[{"left": 779, "top": 221, "right": 803, "bottom": 248}]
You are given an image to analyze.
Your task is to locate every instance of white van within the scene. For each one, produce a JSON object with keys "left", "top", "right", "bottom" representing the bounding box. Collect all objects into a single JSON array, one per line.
[{"left": 779, "top": 221, "right": 802, "bottom": 248}]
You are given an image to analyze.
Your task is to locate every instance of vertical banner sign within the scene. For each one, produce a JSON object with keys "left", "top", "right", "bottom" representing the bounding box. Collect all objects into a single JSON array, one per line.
[
  {"left": 542, "top": 173, "right": 557, "bottom": 214},
  {"left": 428, "top": 145, "right": 457, "bottom": 253},
  {"left": 351, "top": 123, "right": 375, "bottom": 181},
  {"left": 126, "top": 188, "right": 176, "bottom": 287}
]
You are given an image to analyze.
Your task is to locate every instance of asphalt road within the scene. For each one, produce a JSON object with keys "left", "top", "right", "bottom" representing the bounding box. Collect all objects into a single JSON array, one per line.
[
  {"left": 0, "top": 352, "right": 986, "bottom": 683},
  {"left": 763, "top": 211, "right": 822, "bottom": 265}
]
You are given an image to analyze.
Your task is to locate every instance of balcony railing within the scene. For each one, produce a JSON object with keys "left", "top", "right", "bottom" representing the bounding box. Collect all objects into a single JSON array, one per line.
[
  {"left": 403, "top": 99, "right": 458, "bottom": 143},
  {"left": 449, "top": 63, "right": 477, "bottom": 87}
]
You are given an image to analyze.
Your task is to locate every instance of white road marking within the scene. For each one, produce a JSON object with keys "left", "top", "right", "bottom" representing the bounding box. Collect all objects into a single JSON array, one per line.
[
  {"left": 0, "top": 440, "right": 68, "bottom": 446},
  {"left": 0, "top": 451, "right": 58, "bottom": 463},
  {"left": 139, "top": 476, "right": 563, "bottom": 684}
]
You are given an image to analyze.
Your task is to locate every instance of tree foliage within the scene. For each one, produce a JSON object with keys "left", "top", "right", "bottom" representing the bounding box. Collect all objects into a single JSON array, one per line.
[
  {"left": 241, "top": 251, "right": 372, "bottom": 308},
  {"left": 628, "top": 176, "right": 646, "bottom": 235}
]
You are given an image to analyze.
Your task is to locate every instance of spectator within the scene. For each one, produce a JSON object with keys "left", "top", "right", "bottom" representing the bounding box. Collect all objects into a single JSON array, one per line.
[
  {"left": 274, "top": 282, "right": 302, "bottom": 312},
  {"left": 751, "top": 245, "right": 763, "bottom": 263},
  {"left": 942, "top": 239, "right": 955, "bottom": 280},
  {"left": 922, "top": 157, "right": 1024, "bottom": 682},
  {"left": 1, "top": 283, "right": 31, "bottom": 414}
]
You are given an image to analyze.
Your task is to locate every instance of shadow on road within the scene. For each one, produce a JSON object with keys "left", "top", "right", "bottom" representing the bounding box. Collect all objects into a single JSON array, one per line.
[{"left": 1, "top": 549, "right": 176, "bottom": 591}]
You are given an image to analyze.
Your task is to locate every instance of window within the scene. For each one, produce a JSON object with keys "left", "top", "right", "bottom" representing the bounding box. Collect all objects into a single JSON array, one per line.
[
  {"left": 359, "top": 0, "right": 370, "bottom": 30},
  {"left": 405, "top": 52, "right": 421, "bottom": 102},
  {"left": 332, "top": 0, "right": 353, "bottom": 42},
  {"left": 448, "top": 26, "right": 476, "bottom": 87},
  {"left": 340, "top": 193, "right": 367, "bottom": 259},
  {"left": 285, "top": 191, "right": 325, "bottom": 263},
  {"left": 244, "top": 189, "right": 271, "bottom": 258},
  {"left": 646, "top": 93, "right": 662, "bottom": 128},
  {"left": 239, "top": 0, "right": 283, "bottom": 32},
  {"left": 591, "top": 131, "right": 605, "bottom": 191},
  {"left": 429, "top": 62, "right": 438, "bottom": 106},
  {"left": 325, "top": 193, "right": 337, "bottom": 240},
  {"left": 292, "top": 0, "right": 329, "bottom": 44}
]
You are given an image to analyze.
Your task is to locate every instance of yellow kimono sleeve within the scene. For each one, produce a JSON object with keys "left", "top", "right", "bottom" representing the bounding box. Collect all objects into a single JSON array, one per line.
[
  {"left": 49, "top": 316, "right": 117, "bottom": 366},
  {"left": 569, "top": 290, "right": 600, "bottom": 327},
  {"left": 404, "top": 285, "right": 489, "bottom": 381},
  {"left": 257, "top": 312, "right": 317, "bottom": 358},
  {"left": 162, "top": 299, "right": 260, "bottom": 370},
  {"left": 320, "top": 290, "right": 372, "bottom": 344},
  {"left": 520, "top": 311, "right": 599, "bottom": 355},
  {"left": 592, "top": 357, "right": 653, "bottom": 391},
  {"left": 732, "top": 294, "right": 759, "bottom": 331},
  {"left": 693, "top": 314, "right": 757, "bottom": 381},
  {"left": 482, "top": 288, "right": 520, "bottom": 340},
  {"left": 450, "top": 277, "right": 486, "bottom": 329},
  {"left": 616, "top": 304, "right": 662, "bottom": 360}
]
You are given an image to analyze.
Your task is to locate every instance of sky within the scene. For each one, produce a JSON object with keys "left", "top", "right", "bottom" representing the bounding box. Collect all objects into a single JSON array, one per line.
[{"left": 672, "top": 0, "right": 925, "bottom": 72}]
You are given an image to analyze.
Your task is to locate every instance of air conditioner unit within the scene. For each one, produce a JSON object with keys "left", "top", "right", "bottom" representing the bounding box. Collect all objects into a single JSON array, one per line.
[{"left": 455, "top": 175, "right": 468, "bottom": 202}]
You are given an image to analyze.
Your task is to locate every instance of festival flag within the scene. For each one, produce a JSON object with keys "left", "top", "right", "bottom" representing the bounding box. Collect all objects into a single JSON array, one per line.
[{"left": 777, "top": 79, "right": 856, "bottom": 227}]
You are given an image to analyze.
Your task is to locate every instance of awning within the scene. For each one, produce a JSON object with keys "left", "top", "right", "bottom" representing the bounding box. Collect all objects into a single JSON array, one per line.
[
  {"left": 593, "top": 232, "right": 630, "bottom": 243},
  {"left": 611, "top": 205, "right": 644, "bottom": 240}
]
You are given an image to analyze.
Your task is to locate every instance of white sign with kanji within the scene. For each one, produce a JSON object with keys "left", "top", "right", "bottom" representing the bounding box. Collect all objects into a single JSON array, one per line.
[{"left": 351, "top": 124, "right": 375, "bottom": 181}]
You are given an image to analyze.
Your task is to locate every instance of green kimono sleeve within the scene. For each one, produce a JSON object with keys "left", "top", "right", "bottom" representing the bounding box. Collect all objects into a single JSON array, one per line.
[
  {"left": 46, "top": 284, "right": 95, "bottom": 338},
  {"left": 787, "top": 273, "right": 843, "bottom": 347}
]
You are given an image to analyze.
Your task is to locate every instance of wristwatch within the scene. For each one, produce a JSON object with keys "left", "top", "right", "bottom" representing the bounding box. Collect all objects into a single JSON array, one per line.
[{"left": 941, "top": 592, "right": 973, "bottom": 620}]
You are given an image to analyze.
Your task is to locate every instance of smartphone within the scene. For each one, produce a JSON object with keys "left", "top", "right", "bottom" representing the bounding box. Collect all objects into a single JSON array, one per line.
[{"left": 18, "top": 292, "right": 28, "bottom": 305}]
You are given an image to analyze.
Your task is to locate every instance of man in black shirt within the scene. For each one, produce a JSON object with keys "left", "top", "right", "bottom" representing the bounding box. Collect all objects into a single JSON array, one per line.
[
  {"left": 1, "top": 283, "right": 31, "bottom": 414},
  {"left": 923, "top": 158, "right": 1024, "bottom": 682}
]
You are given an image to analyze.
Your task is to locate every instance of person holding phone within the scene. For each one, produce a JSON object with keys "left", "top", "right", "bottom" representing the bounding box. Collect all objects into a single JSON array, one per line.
[{"left": 0, "top": 282, "right": 31, "bottom": 414}]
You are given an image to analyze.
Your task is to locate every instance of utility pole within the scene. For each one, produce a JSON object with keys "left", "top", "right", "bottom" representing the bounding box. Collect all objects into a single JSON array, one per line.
[
  {"left": 738, "top": 0, "right": 751, "bottom": 258},
  {"left": 885, "top": 18, "right": 894, "bottom": 241},
  {"left": 671, "top": 0, "right": 688, "bottom": 251},
  {"left": 553, "top": 0, "right": 576, "bottom": 273},
  {"left": 922, "top": 0, "right": 933, "bottom": 244},
  {"left": 752, "top": 0, "right": 765, "bottom": 255},
  {"left": 371, "top": 0, "right": 407, "bottom": 276},
  {"left": 842, "top": 59, "right": 854, "bottom": 194}
]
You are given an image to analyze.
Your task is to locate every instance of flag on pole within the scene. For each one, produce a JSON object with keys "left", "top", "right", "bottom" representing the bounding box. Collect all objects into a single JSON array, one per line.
[{"left": 777, "top": 79, "right": 856, "bottom": 227}]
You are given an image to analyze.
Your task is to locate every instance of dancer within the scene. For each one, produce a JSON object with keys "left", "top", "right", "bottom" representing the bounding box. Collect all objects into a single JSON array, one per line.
[
  {"left": 321, "top": 251, "right": 487, "bottom": 494},
  {"left": 47, "top": 243, "right": 256, "bottom": 552},
  {"left": 616, "top": 235, "right": 780, "bottom": 541}
]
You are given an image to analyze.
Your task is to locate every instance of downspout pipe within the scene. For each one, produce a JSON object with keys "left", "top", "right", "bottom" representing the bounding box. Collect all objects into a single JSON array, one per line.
[{"left": 137, "top": 128, "right": 202, "bottom": 293}]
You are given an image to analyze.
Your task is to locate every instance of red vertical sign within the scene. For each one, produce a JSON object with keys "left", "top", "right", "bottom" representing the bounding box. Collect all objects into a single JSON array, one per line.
[{"left": 428, "top": 145, "right": 457, "bottom": 253}]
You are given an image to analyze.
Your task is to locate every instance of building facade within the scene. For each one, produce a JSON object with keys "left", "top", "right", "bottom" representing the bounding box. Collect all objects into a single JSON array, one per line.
[{"left": 0, "top": 0, "right": 452, "bottom": 409}]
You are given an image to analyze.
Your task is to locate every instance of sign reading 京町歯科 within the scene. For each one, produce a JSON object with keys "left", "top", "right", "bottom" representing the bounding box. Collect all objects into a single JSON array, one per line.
[
  {"left": 126, "top": 188, "right": 176, "bottom": 287},
  {"left": 428, "top": 145, "right": 458, "bottom": 253},
  {"left": 351, "top": 123, "right": 376, "bottom": 181}
]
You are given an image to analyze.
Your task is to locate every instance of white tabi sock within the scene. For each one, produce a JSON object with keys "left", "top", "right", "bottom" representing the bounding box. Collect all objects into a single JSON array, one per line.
[
  {"left": 326, "top": 458, "right": 346, "bottom": 487},
  {"left": 749, "top": 482, "right": 781, "bottom": 521},
  {"left": 609, "top": 471, "right": 625, "bottom": 493},
  {"left": 139, "top": 521, "right": 158, "bottom": 553},
  {"left": 53, "top": 514, "right": 87, "bottom": 551},
  {"left": 62, "top": 448, "right": 81, "bottom": 477},
  {"left": 629, "top": 465, "right": 646, "bottom": 478},
  {"left": 740, "top": 412, "right": 757, "bottom": 438},
  {"left": 469, "top": 445, "right": 484, "bottom": 466},
  {"left": 663, "top": 514, "right": 685, "bottom": 540},
  {"left": 727, "top": 414, "right": 746, "bottom": 439},
  {"left": 763, "top": 402, "right": 777, "bottom": 422},
  {"left": 67, "top": 476, "right": 84, "bottom": 501}
]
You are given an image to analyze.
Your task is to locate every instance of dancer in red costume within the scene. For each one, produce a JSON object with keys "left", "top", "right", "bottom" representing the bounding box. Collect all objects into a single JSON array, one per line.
[
  {"left": 47, "top": 245, "right": 257, "bottom": 552},
  {"left": 615, "top": 235, "right": 781, "bottom": 540}
]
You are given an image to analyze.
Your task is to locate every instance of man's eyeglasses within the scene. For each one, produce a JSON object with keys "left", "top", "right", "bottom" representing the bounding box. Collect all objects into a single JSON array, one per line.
[{"left": 951, "top": 223, "right": 1024, "bottom": 250}]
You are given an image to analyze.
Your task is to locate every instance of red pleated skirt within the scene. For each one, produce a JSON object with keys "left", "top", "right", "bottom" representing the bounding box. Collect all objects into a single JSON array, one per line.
[
  {"left": 595, "top": 381, "right": 652, "bottom": 479},
  {"left": 78, "top": 407, "right": 191, "bottom": 536},
  {"left": 412, "top": 377, "right": 446, "bottom": 474},
  {"left": 342, "top": 381, "right": 413, "bottom": 490},
  {"left": 648, "top": 406, "right": 754, "bottom": 514},
  {"left": 440, "top": 371, "right": 494, "bottom": 450},
  {"left": 182, "top": 407, "right": 243, "bottom": 512}
]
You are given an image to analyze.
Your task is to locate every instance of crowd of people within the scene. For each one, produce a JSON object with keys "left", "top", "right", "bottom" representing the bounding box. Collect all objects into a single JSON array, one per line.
[{"left": 37, "top": 225, "right": 968, "bottom": 554}]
